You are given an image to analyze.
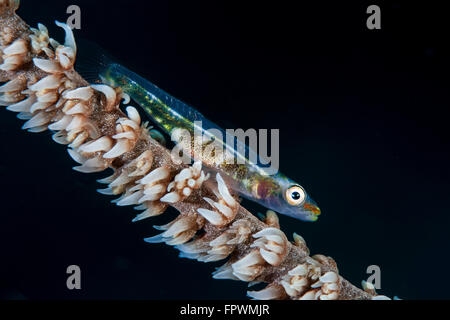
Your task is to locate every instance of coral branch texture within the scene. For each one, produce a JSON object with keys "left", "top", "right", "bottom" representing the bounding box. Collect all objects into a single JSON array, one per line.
[{"left": 0, "top": 0, "right": 389, "bottom": 300}]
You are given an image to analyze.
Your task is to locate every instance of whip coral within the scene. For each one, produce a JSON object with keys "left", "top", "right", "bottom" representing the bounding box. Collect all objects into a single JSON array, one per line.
[{"left": 0, "top": 0, "right": 391, "bottom": 300}]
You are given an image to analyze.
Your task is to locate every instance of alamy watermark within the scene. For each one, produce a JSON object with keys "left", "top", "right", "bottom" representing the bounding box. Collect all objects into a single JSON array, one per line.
[
  {"left": 66, "top": 5, "right": 81, "bottom": 30},
  {"left": 66, "top": 264, "right": 81, "bottom": 290},
  {"left": 366, "top": 264, "right": 381, "bottom": 289},
  {"left": 367, "top": 5, "right": 381, "bottom": 30},
  {"left": 170, "top": 121, "right": 280, "bottom": 175}
]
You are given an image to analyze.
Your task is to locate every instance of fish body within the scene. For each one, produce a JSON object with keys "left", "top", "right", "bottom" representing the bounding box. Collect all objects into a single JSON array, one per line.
[{"left": 99, "top": 63, "right": 321, "bottom": 221}]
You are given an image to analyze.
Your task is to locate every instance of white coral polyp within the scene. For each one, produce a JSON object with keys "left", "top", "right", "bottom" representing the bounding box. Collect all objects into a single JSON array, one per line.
[
  {"left": 307, "top": 271, "right": 340, "bottom": 300},
  {"left": 161, "top": 161, "right": 209, "bottom": 204},
  {"left": 103, "top": 106, "right": 141, "bottom": 159},
  {"left": 0, "top": 77, "right": 26, "bottom": 106},
  {"left": 279, "top": 262, "right": 326, "bottom": 300},
  {"left": 144, "top": 215, "right": 197, "bottom": 246},
  {"left": 176, "top": 219, "right": 251, "bottom": 262},
  {"left": 250, "top": 227, "right": 288, "bottom": 266},
  {"left": 29, "top": 23, "right": 53, "bottom": 57},
  {"left": 0, "top": 38, "right": 28, "bottom": 71},
  {"left": 247, "top": 284, "right": 286, "bottom": 300},
  {"left": 230, "top": 250, "right": 265, "bottom": 282},
  {"left": 197, "top": 173, "right": 238, "bottom": 226}
]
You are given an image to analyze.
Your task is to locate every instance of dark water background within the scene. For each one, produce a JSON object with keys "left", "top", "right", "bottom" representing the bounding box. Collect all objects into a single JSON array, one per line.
[{"left": 0, "top": 0, "right": 449, "bottom": 299}]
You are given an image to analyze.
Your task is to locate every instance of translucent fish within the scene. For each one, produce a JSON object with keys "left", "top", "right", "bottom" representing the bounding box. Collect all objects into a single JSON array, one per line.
[{"left": 80, "top": 49, "right": 320, "bottom": 222}]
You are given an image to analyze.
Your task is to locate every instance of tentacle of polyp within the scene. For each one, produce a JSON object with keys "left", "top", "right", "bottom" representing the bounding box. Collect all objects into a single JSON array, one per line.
[{"left": 0, "top": 0, "right": 393, "bottom": 300}]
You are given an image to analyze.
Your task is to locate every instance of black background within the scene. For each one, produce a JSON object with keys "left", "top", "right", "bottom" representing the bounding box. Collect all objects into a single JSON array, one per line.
[{"left": 0, "top": 0, "right": 449, "bottom": 299}]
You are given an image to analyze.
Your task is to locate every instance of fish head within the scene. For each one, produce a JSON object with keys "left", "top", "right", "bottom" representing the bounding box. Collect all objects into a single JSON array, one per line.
[
  {"left": 281, "top": 186, "right": 321, "bottom": 222},
  {"left": 258, "top": 178, "right": 321, "bottom": 222}
]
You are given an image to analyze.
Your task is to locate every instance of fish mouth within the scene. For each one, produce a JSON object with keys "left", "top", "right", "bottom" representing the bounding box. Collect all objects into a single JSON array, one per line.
[{"left": 303, "top": 202, "right": 321, "bottom": 217}]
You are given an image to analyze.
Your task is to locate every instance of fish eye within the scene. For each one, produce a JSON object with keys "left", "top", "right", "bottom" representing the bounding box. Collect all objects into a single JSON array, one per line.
[{"left": 285, "top": 185, "right": 306, "bottom": 206}]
